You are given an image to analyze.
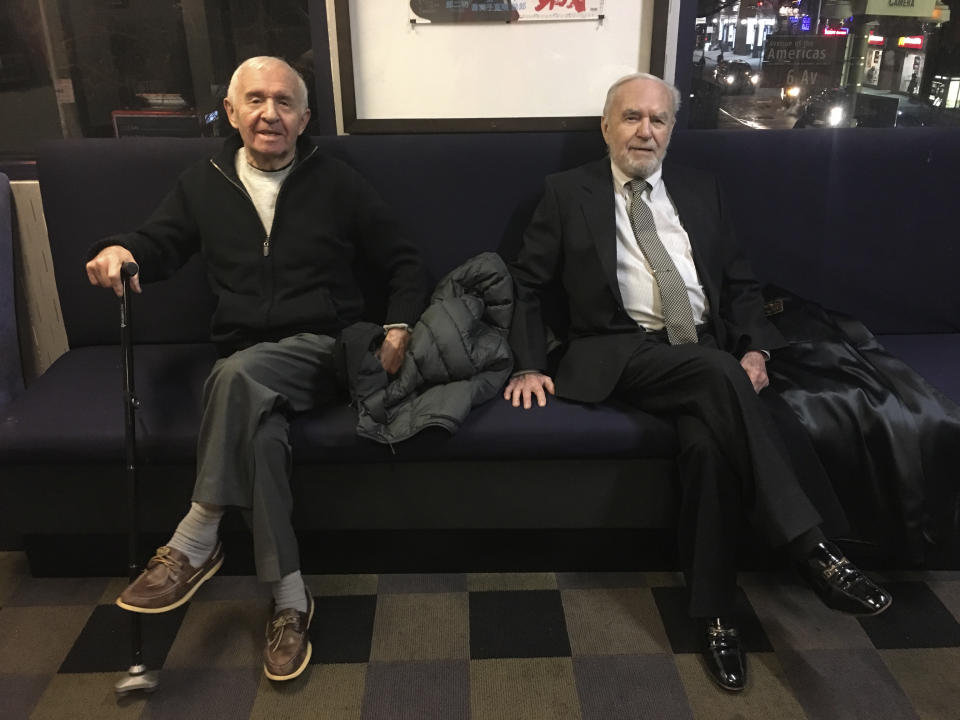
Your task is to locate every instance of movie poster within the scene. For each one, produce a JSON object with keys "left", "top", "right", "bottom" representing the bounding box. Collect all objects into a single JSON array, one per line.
[{"left": 409, "top": 0, "right": 605, "bottom": 24}]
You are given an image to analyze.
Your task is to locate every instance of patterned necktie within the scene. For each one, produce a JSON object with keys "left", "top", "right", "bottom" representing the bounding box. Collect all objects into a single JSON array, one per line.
[{"left": 628, "top": 179, "right": 698, "bottom": 345}]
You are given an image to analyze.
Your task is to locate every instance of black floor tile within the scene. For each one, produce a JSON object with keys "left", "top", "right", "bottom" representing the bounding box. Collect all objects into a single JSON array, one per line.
[
  {"left": 309, "top": 594, "right": 378, "bottom": 664},
  {"left": 859, "top": 580, "right": 960, "bottom": 649},
  {"left": 651, "top": 586, "right": 772, "bottom": 653},
  {"left": 469, "top": 590, "right": 571, "bottom": 659},
  {"left": 59, "top": 603, "right": 187, "bottom": 673}
]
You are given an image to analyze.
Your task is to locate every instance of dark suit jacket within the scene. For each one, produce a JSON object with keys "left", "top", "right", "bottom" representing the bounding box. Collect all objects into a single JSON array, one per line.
[{"left": 509, "top": 156, "right": 785, "bottom": 403}]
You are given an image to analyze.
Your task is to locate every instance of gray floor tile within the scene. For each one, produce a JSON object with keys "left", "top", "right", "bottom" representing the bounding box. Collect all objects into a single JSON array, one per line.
[
  {"left": 377, "top": 574, "right": 467, "bottom": 594},
  {"left": 880, "top": 647, "right": 960, "bottom": 720},
  {"left": 6, "top": 577, "right": 111, "bottom": 607},
  {"left": 369, "top": 593, "right": 469, "bottom": 662},
  {"left": 0, "top": 605, "right": 93, "bottom": 674},
  {"left": 361, "top": 660, "right": 469, "bottom": 720},
  {"left": 676, "top": 651, "right": 808, "bottom": 720},
  {"left": 140, "top": 667, "right": 260, "bottom": 720},
  {"left": 162, "top": 600, "right": 265, "bottom": 670},
  {"left": 574, "top": 654, "right": 693, "bottom": 720},
  {"left": 927, "top": 579, "right": 960, "bottom": 625},
  {"left": 744, "top": 582, "right": 873, "bottom": 651},
  {"left": 556, "top": 572, "right": 647, "bottom": 590},
  {"left": 467, "top": 572, "right": 557, "bottom": 592},
  {"left": 250, "top": 662, "right": 366, "bottom": 720},
  {"left": 562, "top": 587, "right": 671, "bottom": 656},
  {"left": 30, "top": 671, "right": 146, "bottom": 720},
  {"left": 471, "top": 657, "right": 581, "bottom": 720},
  {"left": 779, "top": 648, "right": 919, "bottom": 720},
  {"left": 0, "top": 672, "right": 51, "bottom": 720}
]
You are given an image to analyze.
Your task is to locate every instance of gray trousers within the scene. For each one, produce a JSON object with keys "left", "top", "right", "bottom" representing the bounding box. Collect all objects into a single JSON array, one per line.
[{"left": 192, "top": 333, "right": 340, "bottom": 582}]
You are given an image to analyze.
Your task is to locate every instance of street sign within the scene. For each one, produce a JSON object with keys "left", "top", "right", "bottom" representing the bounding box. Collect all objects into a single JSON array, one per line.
[
  {"left": 863, "top": 0, "right": 937, "bottom": 18},
  {"left": 761, "top": 36, "right": 845, "bottom": 88}
]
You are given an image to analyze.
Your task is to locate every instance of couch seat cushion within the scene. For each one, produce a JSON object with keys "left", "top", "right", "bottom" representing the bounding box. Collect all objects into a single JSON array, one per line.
[{"left": 0, "top": 344, "right": 679, "bottom": 464}]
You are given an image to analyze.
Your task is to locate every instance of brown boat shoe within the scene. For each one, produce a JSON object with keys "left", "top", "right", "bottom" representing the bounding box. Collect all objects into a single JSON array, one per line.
[
  {"left": 116, "top": 543, "right": 224, "bottom": 614},
  {"left": 263, "top": 587, "right": 314, "bottom": 681}
]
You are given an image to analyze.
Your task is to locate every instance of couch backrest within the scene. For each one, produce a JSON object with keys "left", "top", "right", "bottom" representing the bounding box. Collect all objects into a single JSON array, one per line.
[
  {"left": 666, "top": 128, "right": 960, "bottom": 336},
  {"left": 38, "top": 128, "right": 959, "bottom": 348}
]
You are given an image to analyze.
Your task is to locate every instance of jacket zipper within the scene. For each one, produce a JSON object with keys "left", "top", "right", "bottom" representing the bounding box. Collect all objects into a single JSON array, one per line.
[
  {"left": 209, "top": 146, "right": 320, "bottom": 329},
  {"left": 267, "top": 145, "right": 318, "bottom": 246},
  {"left": 211, "top": 145, "right": 319, "bottom": 259},
  {"left": 210, "top": 157, "right": 265, "bottom": 249}
]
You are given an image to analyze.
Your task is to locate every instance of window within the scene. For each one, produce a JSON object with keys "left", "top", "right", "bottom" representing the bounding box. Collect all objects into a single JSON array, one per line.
[
  {"left": 686, "top": 0, "right": 959, "bottom": 129},
  {"left": 0, "top": 0, "right": 317, "bottom": 158}
]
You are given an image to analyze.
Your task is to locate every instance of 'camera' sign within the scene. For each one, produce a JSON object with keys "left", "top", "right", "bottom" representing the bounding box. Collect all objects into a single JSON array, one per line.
[{"left": 864, "top": 0, "right": 936, "bottom": 15}]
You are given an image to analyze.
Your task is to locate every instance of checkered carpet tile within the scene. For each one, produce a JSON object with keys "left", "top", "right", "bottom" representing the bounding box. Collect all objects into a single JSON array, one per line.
[{"left": 2, "top": 553, "right": 960, "bottom": 719}]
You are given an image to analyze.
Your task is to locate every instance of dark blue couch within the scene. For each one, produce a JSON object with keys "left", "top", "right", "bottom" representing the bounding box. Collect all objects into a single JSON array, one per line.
[
  {"left": 1, "top": 129, "right": 958, "bottom": 573},
  {"left": 0, "top": 172, "right": 22, "bottom": 412}
]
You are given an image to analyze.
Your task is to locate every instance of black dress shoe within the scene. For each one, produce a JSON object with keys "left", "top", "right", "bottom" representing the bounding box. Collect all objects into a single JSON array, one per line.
[
  {"left": 703, "top": 617, "right": 746, "bottom": 692},
  {"left": 799, "top": 541, "right": 892, "bottom": 616}
]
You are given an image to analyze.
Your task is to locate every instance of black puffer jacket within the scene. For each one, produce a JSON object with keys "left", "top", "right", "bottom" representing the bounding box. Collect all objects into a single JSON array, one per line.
[{"left": 339, "top": 252, "right": 514, "bottom": 444}]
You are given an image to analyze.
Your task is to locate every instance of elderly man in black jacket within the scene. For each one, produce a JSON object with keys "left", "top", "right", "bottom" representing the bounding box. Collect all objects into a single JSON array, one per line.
[
  {"left": 86, "top": 56, "right": 426, "bottom": 681},
  {"left": 505, "top": 73, "right": 891, "bottom": 692}
]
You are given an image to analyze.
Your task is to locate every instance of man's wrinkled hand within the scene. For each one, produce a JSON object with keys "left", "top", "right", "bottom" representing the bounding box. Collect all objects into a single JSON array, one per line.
[
  {"left": 740, "top": 350, "right": 769, "bottom": 393},
  {"left": 504, "top": 372, "right": 555, "bottom": 409},
  {"left": 85, "top": 245, "right": 141, "bottom": 297},
  {"left": 378, "top": 327, "right": 409, "bottom": 374}
]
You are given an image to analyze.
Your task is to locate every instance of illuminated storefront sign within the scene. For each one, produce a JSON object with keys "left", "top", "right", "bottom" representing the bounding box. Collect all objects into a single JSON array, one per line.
[
  {"left": 897, "top": 35, "right": 924, "bottom": 48},
  {"left": 868, "top": 33, "right": 886, "bottom": 45},
  {"left": 824, "top": 27, "right": 849, "bottom": 34}
]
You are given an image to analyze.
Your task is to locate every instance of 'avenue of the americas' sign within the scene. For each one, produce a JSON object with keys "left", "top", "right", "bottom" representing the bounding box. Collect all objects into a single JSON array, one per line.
[
  {"left": 760, "top": 36, "right": 843, "bottom": 88},
  {"left": 764, "top": 45, "right": 830, "bottom": 62},
  {"left": 762, "top": 37, "right": 838, "bottom": 65}
]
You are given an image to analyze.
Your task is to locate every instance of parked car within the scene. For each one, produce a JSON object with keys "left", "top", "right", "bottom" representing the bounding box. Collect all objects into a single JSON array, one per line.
[
  {"left": 714, "top": 61, "right": 759, "bottom": 95},
  {"left": 793, "top": 88, "right": 857, "bottom": 128}
]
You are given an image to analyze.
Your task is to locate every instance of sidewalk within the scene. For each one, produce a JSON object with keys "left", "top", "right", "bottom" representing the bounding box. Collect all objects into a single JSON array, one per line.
[{"left": 695, "top": 47, "right": 762, "bottom": 71}]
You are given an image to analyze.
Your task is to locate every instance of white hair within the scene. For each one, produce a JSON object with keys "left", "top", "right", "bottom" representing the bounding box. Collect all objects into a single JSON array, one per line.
[
  {"left": 226, "top": 56, "right": 308, "bottom": 111},
  {"left": 602, "top": 73, "right": 682, "bottom": 120}
]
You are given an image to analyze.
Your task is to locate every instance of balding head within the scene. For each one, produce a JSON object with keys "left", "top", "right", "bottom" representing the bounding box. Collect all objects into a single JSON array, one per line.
[
  {"left": 223, "top": 56, "right": 311, "bottom": 170},
  {"left": 227, "top": 56, "right": 308, "bottom": 113},
  {"left": 600, "top": 74, "right": 679, "bottom": 179},
  {"left": 602, "top": 72, "right": 681, "bottom": 122}
]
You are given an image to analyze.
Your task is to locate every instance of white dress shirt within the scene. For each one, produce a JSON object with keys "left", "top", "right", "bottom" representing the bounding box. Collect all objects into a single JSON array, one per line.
[{"left": 611, "top": 160, "right": 709, "bottom": 331}]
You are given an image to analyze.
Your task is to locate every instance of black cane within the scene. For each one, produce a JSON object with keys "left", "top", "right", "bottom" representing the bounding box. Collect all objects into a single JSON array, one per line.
[{"left": 114, "top": 261, "right": 159, "bottom": 695}]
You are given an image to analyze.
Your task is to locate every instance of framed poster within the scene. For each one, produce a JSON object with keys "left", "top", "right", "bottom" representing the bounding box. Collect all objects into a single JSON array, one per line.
[
  {"left": 334, "top": 0, "right": 665, "bottom": 132},
  {"left": 408, "top": 1, "right": 606, "bottom": 24}
]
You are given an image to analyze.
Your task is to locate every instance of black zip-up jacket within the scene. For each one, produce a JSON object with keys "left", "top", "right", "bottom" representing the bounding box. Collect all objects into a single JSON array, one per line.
[{"left": 91, "top": 134, "right": 427, "bottom": 355}]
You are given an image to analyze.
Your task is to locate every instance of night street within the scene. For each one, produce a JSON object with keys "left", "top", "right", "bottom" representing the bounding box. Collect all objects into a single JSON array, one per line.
[
  {"left": 716, "top": 88, "right": 798, "bottom": 128},
  {"left": 696, "top": 49, "right": 798, "bottom": 129}
]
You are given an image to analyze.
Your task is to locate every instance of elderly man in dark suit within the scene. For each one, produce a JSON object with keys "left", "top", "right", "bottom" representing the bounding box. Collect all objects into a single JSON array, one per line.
[{"left": 505, "top": 72, "right": 891, "bottom": 692}]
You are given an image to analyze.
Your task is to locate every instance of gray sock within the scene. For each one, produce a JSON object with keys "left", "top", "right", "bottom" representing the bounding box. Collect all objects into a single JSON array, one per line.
[
  {"left": 273, "top": 570, "right": 308, "bottom": 613},
  {"left": 166, "top": 502, "right": 224, "bottom": 568}
]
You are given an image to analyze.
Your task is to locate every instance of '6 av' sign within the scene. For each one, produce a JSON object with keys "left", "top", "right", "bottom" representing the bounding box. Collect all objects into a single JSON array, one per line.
[{"left": 760, "top": 36, "right": 844, "bottom": 88}]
